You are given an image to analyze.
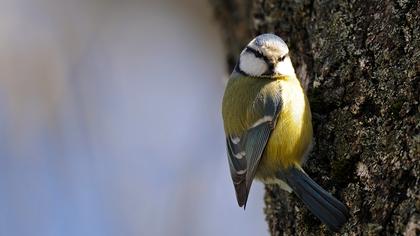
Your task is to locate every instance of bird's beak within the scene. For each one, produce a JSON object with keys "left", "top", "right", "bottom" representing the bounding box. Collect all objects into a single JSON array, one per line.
[{"left": 262, "top": 62, "right": 276, "bottom": 76}]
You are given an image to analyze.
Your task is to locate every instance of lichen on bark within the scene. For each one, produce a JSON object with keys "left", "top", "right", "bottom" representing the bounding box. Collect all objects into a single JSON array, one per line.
[{"left": 211, "top": 0, "right": 419, "bottom": 235}]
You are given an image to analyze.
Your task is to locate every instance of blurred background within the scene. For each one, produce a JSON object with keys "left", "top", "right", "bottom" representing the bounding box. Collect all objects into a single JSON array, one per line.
[{"left": 0, "top": 0, "right": 267, "bottom": 235}]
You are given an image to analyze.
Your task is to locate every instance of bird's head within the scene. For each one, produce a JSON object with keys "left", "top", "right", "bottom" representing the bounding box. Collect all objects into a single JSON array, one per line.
[{"left": 235, "top": 33, "right": 295, "bottom": 78}]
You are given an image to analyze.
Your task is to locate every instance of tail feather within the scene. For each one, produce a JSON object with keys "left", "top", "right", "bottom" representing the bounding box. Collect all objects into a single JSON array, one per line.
[
  {"left": 298, "top": 169, "right": 349, "bottom": 215},
  {"left": 280, "top": 167, "right": 349, "bottom": 232}
]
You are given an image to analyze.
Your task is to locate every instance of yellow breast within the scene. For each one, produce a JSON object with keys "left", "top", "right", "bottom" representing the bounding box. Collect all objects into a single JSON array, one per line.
[{"left": 256, "top": 76, "right": 313, "bottom": 178}]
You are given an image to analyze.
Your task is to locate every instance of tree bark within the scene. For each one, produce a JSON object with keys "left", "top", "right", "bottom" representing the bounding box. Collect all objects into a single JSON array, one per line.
[{"left": 211, "top": 0, "right": 419, "bottom": 235}]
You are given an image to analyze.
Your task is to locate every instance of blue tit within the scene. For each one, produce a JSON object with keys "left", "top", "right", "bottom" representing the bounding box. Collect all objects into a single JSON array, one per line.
[{"left": 222, "top": 33, "right": 349, "bottom": 231}]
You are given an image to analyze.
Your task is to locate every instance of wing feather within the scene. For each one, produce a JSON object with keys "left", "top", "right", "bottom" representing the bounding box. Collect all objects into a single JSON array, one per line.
[{"left": 225, "top": 83, "right": 282, "bottom": 208}]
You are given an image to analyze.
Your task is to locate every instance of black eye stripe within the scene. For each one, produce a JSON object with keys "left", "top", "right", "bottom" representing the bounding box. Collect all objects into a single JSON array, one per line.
[
  {"left": 245, "top": 46, "right": 270, "bottom": 63},
  {"left": 246, "top": 46, "right": 263, "bottom": 58},
  {"left": 279, "top": 53, "right": 289, "bottom": 61},
  {"left": 246, "top": 46, "right": 289, "bottom": 64}
]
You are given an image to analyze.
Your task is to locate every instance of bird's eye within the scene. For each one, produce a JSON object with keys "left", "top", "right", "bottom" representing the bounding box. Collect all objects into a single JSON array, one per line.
[{"left": 278, "top": 55, "right": 286, "bottom": 61}]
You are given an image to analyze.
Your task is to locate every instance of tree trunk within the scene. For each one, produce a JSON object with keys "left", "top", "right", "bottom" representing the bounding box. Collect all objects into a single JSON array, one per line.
[{"left": 211, "top": 0, "right": 419, "bottom": 235}]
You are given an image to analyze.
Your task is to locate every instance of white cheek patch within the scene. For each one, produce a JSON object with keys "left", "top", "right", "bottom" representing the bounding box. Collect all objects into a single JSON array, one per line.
[
  {"left": 239, "top": 53, "right": 268, "bottom": 76},
  {"left": 274, "top": 57, "right": 295, "bottom": 76}
]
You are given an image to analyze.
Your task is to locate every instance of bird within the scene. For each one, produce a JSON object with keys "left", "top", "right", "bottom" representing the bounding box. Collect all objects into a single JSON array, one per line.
[{"left": 221, "top": 33, "right": 349, "bottom": 232}]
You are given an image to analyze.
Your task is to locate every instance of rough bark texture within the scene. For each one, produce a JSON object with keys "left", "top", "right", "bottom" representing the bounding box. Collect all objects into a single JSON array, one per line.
[{"left": 211, "top": 0, "right": 419, "bottom": 235}]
